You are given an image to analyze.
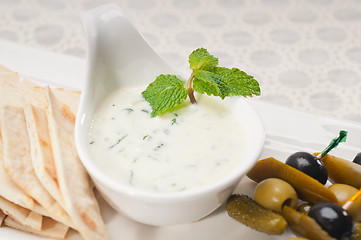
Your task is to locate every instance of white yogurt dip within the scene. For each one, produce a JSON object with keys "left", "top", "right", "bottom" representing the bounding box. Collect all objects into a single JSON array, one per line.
[{"left": 88, "top": 86, "right": 245, "bottom": 193}]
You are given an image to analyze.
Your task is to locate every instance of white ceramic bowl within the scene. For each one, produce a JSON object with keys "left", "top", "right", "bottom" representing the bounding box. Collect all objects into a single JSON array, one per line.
[{"left": 75, "top": 3, "right": 265, "bottom": 226}]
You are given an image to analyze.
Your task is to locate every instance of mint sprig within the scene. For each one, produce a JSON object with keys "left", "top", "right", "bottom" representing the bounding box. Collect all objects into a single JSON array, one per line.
[
  {"left": 142, "top": 48, "right": 260, "bottom": 117},
  {"left": 189, "top": 48, "right": 218, "bottom": 71},
  {"left": 193, "top": 70, "right": 230, "bottom": 99},
  {"left": 215, "top": 67, "right": 260, "bottom": 97},
  {"left": 142, "top": 74, "right": 188, "bottom": 117}
]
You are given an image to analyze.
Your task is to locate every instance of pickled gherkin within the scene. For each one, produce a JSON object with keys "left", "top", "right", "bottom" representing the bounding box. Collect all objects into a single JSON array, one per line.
[
  {"left": 283, "top": 206, "right": 336, "bottom": 240},
  {"left": 226, "top": 194, "right": 287, "bottom": 235},
  {"left": 318, "top": 153, "right": 361, "bottom": 189},
  {"left": 246, "top": 157, "right": 338, "bottom": 204}
]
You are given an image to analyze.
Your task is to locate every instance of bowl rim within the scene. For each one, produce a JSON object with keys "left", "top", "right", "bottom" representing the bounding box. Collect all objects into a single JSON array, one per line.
[{"left": 75, "top": 96, "right": 265, "bottom": 202}]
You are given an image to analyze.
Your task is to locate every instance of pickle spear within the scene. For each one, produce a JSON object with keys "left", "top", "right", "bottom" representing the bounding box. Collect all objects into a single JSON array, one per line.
[
  {"left": 226, "top": 194, "right": 287, "bottom": 235},
  {"left": 283, "top": 206, "right": 336, "bottom": 240},
  {"left": 318, "top": 153, "right": 361, "bottom": 189},
  {"left": 246, "top": 157, "right": 338, "bottom": 204}
]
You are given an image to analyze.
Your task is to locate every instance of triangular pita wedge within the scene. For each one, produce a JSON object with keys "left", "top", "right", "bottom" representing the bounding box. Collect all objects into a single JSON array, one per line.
[
  {"left": 17, "top": 78, "right": 79, "bottom": 229},
  {"left": 0, "top": 131, "right": 35, "bottom": 210},
  {"left": 23, "top": 84, "right": 79, "bottom": 208},
  {"left": 24, "top": 104, "right": 80, "bottom": 228},
  {"left": 0, "top": 75, "right": 35, "bottom": 210},
  {"left": 1, "top": 134, "right": 48, "bottom": 218},
  {"left": 0, "top": 70, "right": 22, "bottom": 106},
  {"left": 4, "top": 216, "right": 69, "bottom": 239},
  {"left": 23, "top": 85, "right": 79, "bottom": 230},
  {"left": 25, "top": 211, "right": 43, "bottom": 230},
  {"left": 0, "top": 70, "right": 61, "bottom": 219},
  {"left": 52, "top": 88, "right": 80, "bottom": 114},
  {"left": 32, "top": 85, "right": 80, "bottom": 114},
  {"left": 0, "top": 210, "right": 6, "bottom": 225},
  {"left": 0, "top": 104, "right": 70, "bottom": 227},
  {"left": 46, "top": 87, "right": 108, "bottom": 240},
  {"left": 0, "top": 196, "right": 42, "bottom": 231},
  {"left": 22, "top": 79, "right": 80, "bottom": 114},
  {"left": 0, "top": 72, "right": 75, "bottom": 227},
  {"left": 24, "top": 104, "right": 64, "bottom": 207}
]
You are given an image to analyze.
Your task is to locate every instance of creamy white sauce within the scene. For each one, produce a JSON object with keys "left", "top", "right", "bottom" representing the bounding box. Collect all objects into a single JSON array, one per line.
[{"left": 88, "top": 86, "right": 245, "bottom": 193}]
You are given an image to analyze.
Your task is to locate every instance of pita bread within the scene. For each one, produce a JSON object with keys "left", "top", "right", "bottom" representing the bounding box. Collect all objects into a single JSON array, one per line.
[
  {"left": 22, "top": 79, "right": 80, "bottom": 114},
  {"left": 0, "top": 210, "right": 5, "bottom": 225},
  {"left": 0, "top": 69, "right": 27, "bottom": 110},
  {"left": 0, "top": 71, "right": 77, "bottom": 226},
  {"left": 24, "top": 103, "right": 76, "bottom": 229},
  {"left": 0, "top": 66, "right": 106, "bottom": 238},
  {"left": 0, "top": 142, "right": 48, "bottom": 219},
  {"left": 0, "top": 104, "right": 70, "bottom": 226},
  {"left": 23, "top": 84, "right": 81, "bottom": 230},
  {"left": 4, "top": 216, "right": 69, "bottom": 239},
  {"left": 23, "top": 82, "right": 79, "bottom": 209},
  {"left": 0, "top": 93, "right": 35, "bottom": 210},
  {"left": 0, "top": 68, "right": 80, "bottom": 112},
  {"left": 25, "top": 211, "right": 43, "bottom": 230},
  {"left": 46, "top": 87, "right": 108, "bottom": 240},
  {"left": 0, "top": 134, "right": 35, "bottom": 210},
  {"left": 24, "top": 104, "right": 63, "bottom": 205},
  {"left": 0, "top": 196, "right": 42, "bottom": 231},
  {"left": 47, "top": 87, "right": 80, "bottom": 114}
]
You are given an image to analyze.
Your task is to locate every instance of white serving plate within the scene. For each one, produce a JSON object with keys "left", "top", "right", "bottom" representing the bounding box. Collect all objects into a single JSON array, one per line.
[{"left": 0, "top": 39, "right": 360, "bottom": 240}]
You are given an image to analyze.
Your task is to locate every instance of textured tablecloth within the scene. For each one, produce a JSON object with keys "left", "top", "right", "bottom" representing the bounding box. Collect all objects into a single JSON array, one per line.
[{"left": 1, "top": 0, "right": 360, "bottom": 122}]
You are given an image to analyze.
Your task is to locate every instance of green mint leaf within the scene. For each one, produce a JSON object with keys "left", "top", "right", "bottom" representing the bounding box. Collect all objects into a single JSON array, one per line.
[
  {"left": 143, "top": 48, "right": 261, "bottom": 116},
  {"left": 214, "top": 67, "right": 261, "bottom": 97},
  {"left": 142, "top": 74, "right": 187, "bottom": 117},
  {"left": 188, "top": 48, "right": 218, "bottom": 71},
  {"left": 193, "top": 70, "right": 230, "bottom": 99}
]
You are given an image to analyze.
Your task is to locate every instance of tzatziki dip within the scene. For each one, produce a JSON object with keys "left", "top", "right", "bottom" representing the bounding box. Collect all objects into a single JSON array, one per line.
[{"left": 88, "top": 86, "right": 245, "bottom": 193}]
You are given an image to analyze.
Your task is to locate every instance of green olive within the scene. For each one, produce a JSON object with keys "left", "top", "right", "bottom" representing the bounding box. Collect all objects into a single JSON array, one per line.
[
  {"left": 254, "top": 178, "right": 298, "bottom": 213},
  {"left": 328, "top": 183, "right": 361, "bottom": 222},
  {"left": 328, "top": 184, "right": 357, "bottom": 204},
  {"left": 297, "top": 203, "right": 312, "bottom": 215}
]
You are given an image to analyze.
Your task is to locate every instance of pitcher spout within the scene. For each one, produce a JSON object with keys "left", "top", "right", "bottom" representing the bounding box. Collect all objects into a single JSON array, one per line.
[{"left": 80, "top": 3, "right": 177, "bottom": 90}]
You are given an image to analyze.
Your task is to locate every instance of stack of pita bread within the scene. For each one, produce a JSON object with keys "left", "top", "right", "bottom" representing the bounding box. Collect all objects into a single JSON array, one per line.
[{"left": 0, "top": 65, "right": 108, "bottom": 239}]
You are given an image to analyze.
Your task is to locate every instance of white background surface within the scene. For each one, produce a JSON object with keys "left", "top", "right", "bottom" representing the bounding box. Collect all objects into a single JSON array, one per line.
[
  {"left": 0, "top": 0, "right": 361, "bottom": 239},
  {"left": 0, "top": 0, "right": 360, "bottom": 122}
]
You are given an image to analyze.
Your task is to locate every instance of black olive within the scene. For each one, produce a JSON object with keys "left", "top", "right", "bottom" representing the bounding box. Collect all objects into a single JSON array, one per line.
[
  {"left": 308, "top": 202, "right": 354, "bottom": 240},
  {"left": 285, "top": 152, "right": 328, "bottom": 185},
  {"left": 353, "top": 152, "right": 361, "bottom": 165}
]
